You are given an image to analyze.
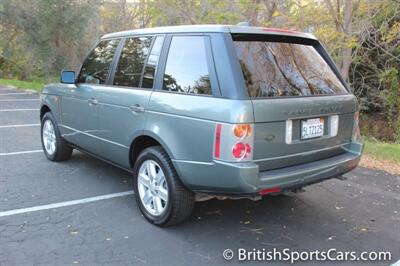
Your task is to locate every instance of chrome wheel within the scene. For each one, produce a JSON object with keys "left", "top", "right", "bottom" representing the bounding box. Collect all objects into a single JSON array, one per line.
[
  {"left": 137, "top": 160, "right": 168, "bottom": 216},
  {"left": 42, "top": 119, "right": 56, "bottom": 155}
]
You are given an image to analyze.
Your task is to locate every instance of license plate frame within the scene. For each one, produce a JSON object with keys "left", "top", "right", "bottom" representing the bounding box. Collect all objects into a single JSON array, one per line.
[{"left": 301, "top": 118, "right": 324, "bottom": 140}]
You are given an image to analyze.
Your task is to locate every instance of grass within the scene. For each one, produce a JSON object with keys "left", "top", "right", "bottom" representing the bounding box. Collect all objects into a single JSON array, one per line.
[
  {"left": 363, "top": 139, "right": 400, "bottom": 163},
  {"left": 0, "top": 78, "right": 45, "bottom": 91}
]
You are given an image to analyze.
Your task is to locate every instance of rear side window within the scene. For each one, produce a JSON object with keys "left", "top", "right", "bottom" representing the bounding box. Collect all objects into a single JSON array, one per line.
[
  {"left": 234, "top": 40, "right": 348, "bottom": 98},
  {"left": 113, "top": 36, "right": 153, "bottom": 87},
  {"left": 77, "top": 39, "right": 120, "bottom": 84},
  {"left": 163, "top": 36, "right": 211, "bottom": 95}
]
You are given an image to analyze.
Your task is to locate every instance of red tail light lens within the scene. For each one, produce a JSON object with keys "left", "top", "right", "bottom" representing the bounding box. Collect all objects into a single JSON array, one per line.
[
  {"left": 245, "top": 143, "right": 251, "bottom": 154},
  {"left": 232, "top": 142, "right": 251, "bottom": 159},
  {"left": 232, "top": 142, "right": 246, "bottom": 159},
  {"left": 214, "top": 124, "right": 222, "bottom": 158}
]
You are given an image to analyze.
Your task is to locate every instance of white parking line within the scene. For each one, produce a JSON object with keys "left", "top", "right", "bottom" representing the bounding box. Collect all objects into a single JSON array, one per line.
[
  {"left": 0, "top": 92, "right": 36, "bottom": 96},
  {"left": 0, "top": 150, "right": 43, "bottom": 156},
  {"left": 0, "top": 191, "right": 134, "bottom": 218},
  {"left": 0, "top": 99, "right": 39, "bottom": 102},
  {"left": 0, "top": 123, "right": 40, "bottom": 128},
  {"left": 0, "top": 109, "right": 39, "bottom": 112}
]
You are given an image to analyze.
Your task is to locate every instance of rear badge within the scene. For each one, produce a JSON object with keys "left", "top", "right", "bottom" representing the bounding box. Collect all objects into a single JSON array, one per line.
[{"left": 264, "top": 134, "right": 275, "bottom": 141}]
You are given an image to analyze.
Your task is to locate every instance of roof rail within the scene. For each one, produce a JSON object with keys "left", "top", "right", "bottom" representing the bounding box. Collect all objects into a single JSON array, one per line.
[{"left": 237, "top": 21, "right": 252, "bottom": 27}]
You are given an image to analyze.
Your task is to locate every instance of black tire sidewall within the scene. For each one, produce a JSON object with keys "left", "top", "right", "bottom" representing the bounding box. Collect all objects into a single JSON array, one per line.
[{"left": 133, "top": 148, "right": 176, "bottom": 225}]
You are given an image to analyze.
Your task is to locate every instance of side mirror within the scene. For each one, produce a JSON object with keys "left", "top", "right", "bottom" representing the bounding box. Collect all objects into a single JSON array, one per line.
[{"left": 60, "top": 70, "right": 76, "bottom": 84}]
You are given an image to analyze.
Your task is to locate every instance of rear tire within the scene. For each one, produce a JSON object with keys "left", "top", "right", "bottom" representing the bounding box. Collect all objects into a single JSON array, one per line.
[
  {"left": 133, "top": 146, "right": 194, "bottom": 226},
  {"left": 41, "top": 112, "right": 73, "bottom": 161}
]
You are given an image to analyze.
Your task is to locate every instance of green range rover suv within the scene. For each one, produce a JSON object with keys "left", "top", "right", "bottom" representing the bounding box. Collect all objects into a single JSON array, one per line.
[{"left": 40, "top": 25, "right": 363, "bottom": 226}]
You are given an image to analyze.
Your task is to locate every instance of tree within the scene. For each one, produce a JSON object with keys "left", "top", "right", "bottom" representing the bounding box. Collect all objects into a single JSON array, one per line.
[
  {"left": 323, "top": 0, "right": 360, "bottom": 81},
  {"left": 0, "top": 0, "right": 102, "bottom": 77}
]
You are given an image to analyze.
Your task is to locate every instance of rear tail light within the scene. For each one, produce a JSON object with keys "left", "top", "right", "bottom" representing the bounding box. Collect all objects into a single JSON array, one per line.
[
  {"left": 214, "top": 123, "right": 254, "bottom": 162},
  {"left": 352, "top": 112, "right": 361, "bottom": 141}
]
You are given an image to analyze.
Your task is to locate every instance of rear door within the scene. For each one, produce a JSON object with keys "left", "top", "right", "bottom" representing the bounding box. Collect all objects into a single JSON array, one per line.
[
  {"left": 95, "top": 35, "right": 164, "bottom": 167},
  {"left": 232, "top": 35, "right": 357, "bottom": 171}
]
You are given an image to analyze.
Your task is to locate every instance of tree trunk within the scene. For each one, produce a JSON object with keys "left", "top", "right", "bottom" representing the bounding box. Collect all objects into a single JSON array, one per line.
[{"left": 340, "top": 0, "right": 354, "bottom": 81}]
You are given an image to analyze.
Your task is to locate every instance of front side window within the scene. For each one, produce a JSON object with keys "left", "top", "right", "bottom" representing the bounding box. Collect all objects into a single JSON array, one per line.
[
  {"left": 163, "top": 36, "right": 211, "bottom": 95},
  {"left": 77, "top": 39, "right": 120, "bottom": 84},
  {"left": 113, "top": 36, "right": 153, "bottom": 87},
  {"left": 234, "top": 40, "right": 348, "bottom": 98}
]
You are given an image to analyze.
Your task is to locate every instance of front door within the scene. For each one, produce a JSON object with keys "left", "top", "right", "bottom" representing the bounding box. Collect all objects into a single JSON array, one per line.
[
  {"left": 60, "top": 38, "right": 120, "bottom": 154},
  {"left": 61, "top": 84, "right": 100, "bottom": 154}
]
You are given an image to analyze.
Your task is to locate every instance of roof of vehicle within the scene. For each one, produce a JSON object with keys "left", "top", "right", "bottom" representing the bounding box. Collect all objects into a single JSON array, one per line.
[{"left": 101, "top": 24, "right": 317, "bottom": 40}]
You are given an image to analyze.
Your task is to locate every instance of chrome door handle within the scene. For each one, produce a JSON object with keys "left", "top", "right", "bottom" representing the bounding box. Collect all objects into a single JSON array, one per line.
[
  {"left": 88, "top": 98, "right": 98, "bottom": 106},
  {"left": 129, "top": 104, "right": 145, "bottom": 113}
]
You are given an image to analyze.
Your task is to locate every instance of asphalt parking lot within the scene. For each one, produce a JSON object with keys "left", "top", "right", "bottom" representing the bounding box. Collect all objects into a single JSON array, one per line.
[{"left": 0, "top": 85, "right": 399, "bottom": 265}]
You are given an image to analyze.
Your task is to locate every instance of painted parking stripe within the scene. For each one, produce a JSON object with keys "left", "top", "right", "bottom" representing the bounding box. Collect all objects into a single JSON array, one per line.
[
  {"left": 0, "top": 92, "right": 37, "bottom": 96},
  {"left": 0, "top": 150, "right": 43, "bottom": 156},
  {"left": 0, "top": 99, "right": 39, "bottom": 102},
  {"left": 0, "top": 109, "right": 39, "bottom": 112},
  {"left": 0, "top": 123, "right": 40, "bottom": 128},
  {"left": 0, "top": 191, "right": 134, "bottom": 218}
]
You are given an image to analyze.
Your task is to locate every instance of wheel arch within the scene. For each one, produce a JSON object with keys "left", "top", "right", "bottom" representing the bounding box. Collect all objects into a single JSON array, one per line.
[
  {"left": 129, "top": 132, "right": 175, "bottom": 169},
  {"left": 40, "top": 104, "right": 52, "bottom": 120}
]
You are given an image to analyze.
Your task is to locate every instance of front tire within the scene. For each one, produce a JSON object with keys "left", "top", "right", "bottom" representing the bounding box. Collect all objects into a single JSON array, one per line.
[
  {"left": 133, "top": 146, "right": 194, "bottom": 226},
  {"left": 41, "top": 112, "right": 72, "bottom": 161}
]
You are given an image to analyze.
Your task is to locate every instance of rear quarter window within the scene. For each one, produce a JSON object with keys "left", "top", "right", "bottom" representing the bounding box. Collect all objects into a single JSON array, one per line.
[
  {"left": 234, "top": 40, "right": 348, "bottom": 98},
  {"left": 163, "top": 36, "right": 212, "bottom": 95}
]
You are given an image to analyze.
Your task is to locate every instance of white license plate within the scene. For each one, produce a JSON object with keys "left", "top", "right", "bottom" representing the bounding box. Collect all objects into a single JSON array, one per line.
[{"left": 301, "top": 118, "right": 324, "bottom": 139}]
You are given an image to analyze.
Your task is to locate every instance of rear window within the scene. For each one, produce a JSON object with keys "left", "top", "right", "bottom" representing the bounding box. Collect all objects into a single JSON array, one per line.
[{"left": 234, "top": 40, "right": 348, "bottom": 98}]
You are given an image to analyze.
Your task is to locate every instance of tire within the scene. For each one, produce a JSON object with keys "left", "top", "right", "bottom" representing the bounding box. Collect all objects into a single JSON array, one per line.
[
  {"left": 41, "top": 112, "right": 73, "bottom": 161},
  {"left": 133, "top": 146, "right": 195, "bottom": 226}
]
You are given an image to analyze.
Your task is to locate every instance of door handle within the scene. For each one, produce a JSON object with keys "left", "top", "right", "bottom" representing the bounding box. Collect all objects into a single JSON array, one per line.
[
  {"left": 129, "top": 104, "right": 145, "bottom": 113},
  {"left": 88, "top": 98, "right": 98, "bottom": 106}
]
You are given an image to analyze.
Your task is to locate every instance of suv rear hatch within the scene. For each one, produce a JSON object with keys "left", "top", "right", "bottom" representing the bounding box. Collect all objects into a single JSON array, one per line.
[{"left": 232, "top": 32, "right": 357, "bottom": 171}]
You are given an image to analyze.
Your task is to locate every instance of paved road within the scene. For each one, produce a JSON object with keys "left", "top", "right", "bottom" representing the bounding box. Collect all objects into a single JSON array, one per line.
[{"left": 0, "top": 86, "right": 399, "bottom": 265}]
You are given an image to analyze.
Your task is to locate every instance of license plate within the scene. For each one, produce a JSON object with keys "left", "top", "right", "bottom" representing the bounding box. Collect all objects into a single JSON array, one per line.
[{"left": 301, "top": 118, "right": 324, "bottom": 139}]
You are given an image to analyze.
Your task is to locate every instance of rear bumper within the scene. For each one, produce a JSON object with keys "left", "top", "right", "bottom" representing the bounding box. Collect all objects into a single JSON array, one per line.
[{"left": 173, "top": 141, "right": 363, "bottom": 195}]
